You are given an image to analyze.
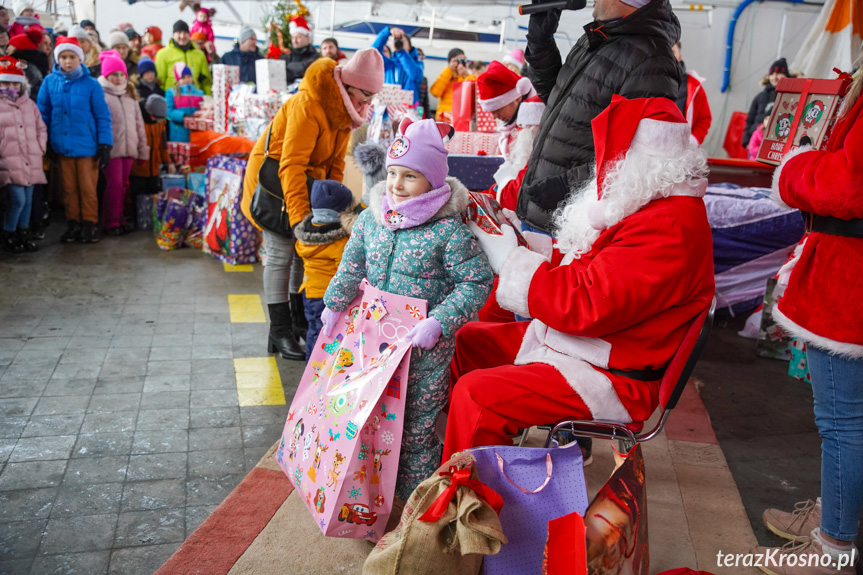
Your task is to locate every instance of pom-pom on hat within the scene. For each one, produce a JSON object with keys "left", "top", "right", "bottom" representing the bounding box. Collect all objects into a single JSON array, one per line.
[
  {"left": 591, "top": 95, "right": 690, "bottom": 199},
  {"left": 0, "top": 55, "right": 27, "bottom": 84},
  {"left": 173, "top": 61, "right": 192, "bottom": 80},
  {"left": 289, "top": 15, "right": 311, "bottom": 37},
  {"left": 502, "top": 48, "right": 524, "bottom": 73},
  {"left": 339, "top": 47, "right": 384, "bottom": 95},
  {"left": 9, "top": 33, "right": 37, "bottom": 51},
  {"left": 477, "top": 60, "right": 535, "bottom": 112},
  {"left": 99, "top": 49, "right": 127, "bottom": 77},
  {"left": 108, "top": 30, "right": 130, "bottom": 48},
  {"left": 516, "top": 94, "right": 546, "bottom": 127},
  {"left": 386, "top": 117, "right": 453, "bottom": 189},
  {"left": 53, "top": 36, "right": 84, "bottom": 62}
]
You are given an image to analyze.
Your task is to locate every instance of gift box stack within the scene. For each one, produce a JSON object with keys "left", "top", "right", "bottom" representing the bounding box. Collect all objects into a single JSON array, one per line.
[
  {"left": 373, "top": 83, "right": 415, "bottom": 121},
  {"left": 756, "top": 73, "right": 853, "bottom": 165},
  {"left": 183, "top": 116, "right": 214, "bottom": 132},
  {"left": 474, "top": 85, "right": 497, "bottom": 133},
  {"left": 464, "top": 191, "right": 528, "bottom": 246},
  {"left": 256, "top": 60, "right": 287, "bottom": 94},
  {"left": 167, "top": 141, "right": 202, "bottom": 169},
  {"left": 212, "top": 64, "right": 241, "bottom": 134},
  {"left": 445, "top": 131, "right": 500, "bottom": 155}
]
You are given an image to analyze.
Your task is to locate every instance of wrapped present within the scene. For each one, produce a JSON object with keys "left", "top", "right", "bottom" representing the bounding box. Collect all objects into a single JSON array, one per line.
[
  {"left": 159, "top": 174, "right": 186, "bottom": 191},
  {"left": 183, "top": 116, "right": 213, "bottom": 131},
  {"left": 788, "top": 337, "right": 812, "bottom": 383},
  {"left": 244, "top": 91, "right": 286, "bottom": 123},
  {"left": 184, "top": 195, "right": 208, "bottom": 249},
  {"left": 188, "top": 172, "right": 207, "bottom": 197},
  {"left": 228, "top": 83, "right": 256, "bottom": 128},
  {"left": 212, "top": 64, "right": 241, "bottom": 133},
  {"left": 452, "top": 81, "right": 476, "bottom": 132},
  {"left": 203, "top": 155, "right": 257, "bottom": 264},
  {"left": 445, "top": 131, "right": 500, "bottom": 155},
  {"left": 276, "top": 279, "right": 424, "bottom": 542},
  {"left": 167, "top": 142, "right": 202, "bottom": 169},
  {"left": 474, "top": 84, "right": 498, "bottom": 133},
  {"left": 256, "top": 59, "right": 287, "bottom": 94},
  {"left": 756, "top": 73, "right": 853, "bottom": 165},
  {"left": 464, "top": 191, "right": 528, "bottom": 247},
  {"left": 372, "top": 83, "right": 415, "bottom": 121},
  {"left": 368, "top": 104, "right": 396, "bottom": 147},
  {"left": 755, "top": 278, "right": 792, "bottom": 360}
]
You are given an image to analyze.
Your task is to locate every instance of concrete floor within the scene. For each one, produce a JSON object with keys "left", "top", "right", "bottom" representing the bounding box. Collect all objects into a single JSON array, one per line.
[{"left": 0, "top": 227, "right": 302, "bottom": 574}]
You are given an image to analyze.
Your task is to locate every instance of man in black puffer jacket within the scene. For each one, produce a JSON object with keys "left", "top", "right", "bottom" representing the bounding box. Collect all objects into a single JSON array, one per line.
[{"left": 517, "top": 0, "right": 681, "bottom": 233}]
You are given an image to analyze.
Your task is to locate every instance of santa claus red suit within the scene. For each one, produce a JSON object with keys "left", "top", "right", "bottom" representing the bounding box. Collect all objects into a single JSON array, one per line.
[
  {"left": 771, "top": 92, "right": 863, "bottom": 356},
  {"left": 476, "top": 61, "right": 544, "bottom": 211},
  {"left": 683, "top": 71, "right": 712, "bottom": 145},
  {"left": 443, "top": 95, "right": 715, "bottom": 459}
]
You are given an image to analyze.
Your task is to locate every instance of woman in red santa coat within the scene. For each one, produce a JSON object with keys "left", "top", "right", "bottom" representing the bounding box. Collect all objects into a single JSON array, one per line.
[
  {"left": 755, "top": 73, "right": 863, "bottom": 571},
  {"left": 442, "top": 95, "right": 715, "bottom": 461}
]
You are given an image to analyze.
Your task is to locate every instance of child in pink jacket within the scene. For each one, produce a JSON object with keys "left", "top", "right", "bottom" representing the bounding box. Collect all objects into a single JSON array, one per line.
[
  {"left": 190, "top": 3, "right": 216, "bottom": 44},
  {"left": 0, "top": 55, "right": 47, "bottom": 253},
  {"left": 98, "top": 50, "right": 149, "bottom": 235}
]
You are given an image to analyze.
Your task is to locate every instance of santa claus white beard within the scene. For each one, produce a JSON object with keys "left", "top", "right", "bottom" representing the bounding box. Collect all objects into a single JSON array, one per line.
[{"left": 553, "top": 147, "right": 708, "bottom": 257}]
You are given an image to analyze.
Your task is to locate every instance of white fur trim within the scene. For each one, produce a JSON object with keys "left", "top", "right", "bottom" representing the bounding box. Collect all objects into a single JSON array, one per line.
[
  {"left": 774, "top": 306, "right": 863, "bottom": 359},
  {"left": 515, "top": 321, "right": 631, "bottom": 422},
  {"left": 771, "top": 144, "right": 812, "bottom": 209},
  {"left": 495, "top": 246, "right": 546, "bottom": 318},
  {"left": 0, "top": 73, "right": 26, "bottom": 83},
  {"left": 777, "top": 238, "right": 806, "bottom": 286},
  {"left": 479, "top": 76, "right": 534, "bottom": 112},
  {"left": 289, "top": 22, "right": 311, "bottom": 36},
  {"left": 516, "top": 101, "right": 545, "bottom": 127},
  {"left": 54, "top": 43, "right": 84, "bottom": 62},
  {"left": 689, "top": 133, "right": 701, "bottom": 147},
  {"left": 629, "top": 119, "right": 691, "bottom": 158}
]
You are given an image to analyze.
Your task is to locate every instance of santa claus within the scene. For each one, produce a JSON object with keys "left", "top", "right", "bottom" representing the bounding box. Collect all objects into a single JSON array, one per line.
[
  {"left": 477, "top": 61, "right": 545, "bottom": 211},
  {"left": 442, "top": 95, "right": 715, "bottom": 459}
]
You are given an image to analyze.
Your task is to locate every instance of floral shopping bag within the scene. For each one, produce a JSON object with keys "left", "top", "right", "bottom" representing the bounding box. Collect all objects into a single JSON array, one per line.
[{"left": 276, "top": 279, "right": 427, "bottom": 541}]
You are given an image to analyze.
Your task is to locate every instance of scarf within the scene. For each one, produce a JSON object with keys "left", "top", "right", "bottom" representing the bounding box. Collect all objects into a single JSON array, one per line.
[
  {"left": 59, "top": 65, "right": 84, "bottom": 80},
  {"left": 333, "top": 66, "right": 371, "bottom": 130},
  {"left": 380, "top": 182, "right": 452, "bottom": 230},
  {"left": 98, "top": 75, "right": 127, "bottom": 96}
]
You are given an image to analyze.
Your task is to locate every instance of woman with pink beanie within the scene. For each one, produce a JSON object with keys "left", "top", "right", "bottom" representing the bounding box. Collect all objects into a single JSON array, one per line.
[
  {"left": 98, "top": 49, "right": 149, "bottom": 235},
  {"left": 240, "top": 47, "right": 386, "bottom": 361}
]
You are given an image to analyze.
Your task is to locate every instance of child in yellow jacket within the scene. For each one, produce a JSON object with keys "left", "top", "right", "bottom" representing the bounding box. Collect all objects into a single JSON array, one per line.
[{"left": 293, "top": 179, "right": 358, "bottom": 360}]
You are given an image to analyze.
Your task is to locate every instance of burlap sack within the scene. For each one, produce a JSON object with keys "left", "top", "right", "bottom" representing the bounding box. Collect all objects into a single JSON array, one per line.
[{"left": 363, "top": 452, "right": 508, "bottom": 575}]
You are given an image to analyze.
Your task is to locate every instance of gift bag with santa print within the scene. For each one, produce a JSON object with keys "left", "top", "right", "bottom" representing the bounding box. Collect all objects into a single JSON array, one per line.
[
  {"left": 202, "top": 155, "right": 257, "bottom": 264},
  {"left": 275, "top": 279, "right": 427, "bottom": 541}
]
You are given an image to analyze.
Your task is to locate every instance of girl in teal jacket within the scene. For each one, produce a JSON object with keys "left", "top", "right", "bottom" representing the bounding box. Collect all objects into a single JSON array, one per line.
[
  {"left": 165, "top": 63, "right": 203, "bottom": 142},
  {"left": 323, "top": 118, "right": 493, "bottom": 500}
]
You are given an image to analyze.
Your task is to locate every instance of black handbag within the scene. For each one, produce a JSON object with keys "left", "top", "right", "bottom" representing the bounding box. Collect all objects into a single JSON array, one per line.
[{"left": 250, "top": 124, "right": 293, "bottom": 237}]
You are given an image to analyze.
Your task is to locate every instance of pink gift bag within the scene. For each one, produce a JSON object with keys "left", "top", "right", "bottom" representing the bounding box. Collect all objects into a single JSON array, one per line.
[{"left": 275, "top": 279, "right": 427, "bottom": 541}]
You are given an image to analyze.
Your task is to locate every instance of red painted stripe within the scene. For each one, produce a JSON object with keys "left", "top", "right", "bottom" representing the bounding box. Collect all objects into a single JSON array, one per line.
[
  {"left": 663, "top": 382, "right": 719, "bottom": 445},
  {"left": 155, "top": 467, "right": 294, "bottom": 575}
]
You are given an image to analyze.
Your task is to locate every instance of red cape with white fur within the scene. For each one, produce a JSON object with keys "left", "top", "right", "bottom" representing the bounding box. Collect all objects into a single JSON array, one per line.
[
  {"left": 771, "top": 95, "right": 863, "bottom": 357},
  {"left": 494, "top": 193, "right": 715, "bottom": 422}
]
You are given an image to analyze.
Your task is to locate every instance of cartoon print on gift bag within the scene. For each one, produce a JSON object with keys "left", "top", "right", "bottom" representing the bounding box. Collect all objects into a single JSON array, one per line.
[
  {"left": 307, "top": 433, "right": 329, "bottom": 482},
  {"left": 288, "top": 419, "right": 304, "bottom": 462},
  {"left": 370, "top": 448, "right": 391, "bottom": 485},
  {"left": 327, "top": 450, "right": 347, "bottom": 491},
  {"left": 302, "top": 428, "right": 315, "bottom": 461},
  {"left": 314, "top": 486, "right": 327, "bottom": 514},
  {"left": 338, "top": 502, "right": 378, "bottom": 526}
]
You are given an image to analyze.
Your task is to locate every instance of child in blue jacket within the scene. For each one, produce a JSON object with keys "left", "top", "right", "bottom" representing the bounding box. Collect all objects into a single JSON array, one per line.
[
  {"left": 166, "top": 63, "right": 204, "bottom": 143},
  {"left": 371, "top": 26, "right": 424, "bottom": 105},
  {"left": 37, "top": 36, "right": 113, "bottom": 243}
]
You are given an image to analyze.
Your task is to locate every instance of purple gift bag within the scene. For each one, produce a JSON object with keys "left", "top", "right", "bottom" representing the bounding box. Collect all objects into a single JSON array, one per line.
[{"left": 471, "top": 442, "right": 589, "bottom": 575}]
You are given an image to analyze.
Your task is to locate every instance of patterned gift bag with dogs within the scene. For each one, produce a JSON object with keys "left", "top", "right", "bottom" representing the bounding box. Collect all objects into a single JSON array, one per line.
[{"left": 275, "top": 279, "right": 425, "bottom": 541}]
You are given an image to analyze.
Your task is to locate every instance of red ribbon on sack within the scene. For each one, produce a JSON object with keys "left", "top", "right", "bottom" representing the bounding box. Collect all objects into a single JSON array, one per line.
[{"left": 418, "top": 465, "right": 504, "bottom": 522}]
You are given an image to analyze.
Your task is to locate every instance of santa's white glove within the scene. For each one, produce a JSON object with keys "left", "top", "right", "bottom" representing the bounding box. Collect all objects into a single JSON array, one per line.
[
  {"left": 501, "top": 208, "right": 522, "bottom": 230},
  {"left": 522, "top": 231, "right": 554, "bottom": 260},
  {"left": 468, "top": 222, "right": 519, "bottom": 275}
]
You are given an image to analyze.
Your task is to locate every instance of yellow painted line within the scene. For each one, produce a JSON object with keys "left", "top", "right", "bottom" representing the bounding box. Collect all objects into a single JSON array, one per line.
[
  {"left": 233, "top": 357, "right": 286, "bottom": 406},
  {"left": 228, "top": 294, "right": 266, "bottom": 323},
  {"left": 223, "top": 262, "right": 254, "bottom": 272}
]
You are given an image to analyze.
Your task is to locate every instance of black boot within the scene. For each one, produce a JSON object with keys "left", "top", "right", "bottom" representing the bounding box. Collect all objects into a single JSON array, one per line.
[
  {"left": 80, "top": 221, "right": 100, "bottom": 243},
  {"left": 267, "top": 302, "right": 305, "bottom": 361},
  {"left": 16, "top": 229, "right": 38, "bottom": 252},
  {"left": 2, "top": 230, "right": 24, "bottom": 254},
  {"left": 289, "top": 293, "right": 309, "bottom": 342},
  {"left": 60, "top": 220, "right": 80, "bottom": 243}
]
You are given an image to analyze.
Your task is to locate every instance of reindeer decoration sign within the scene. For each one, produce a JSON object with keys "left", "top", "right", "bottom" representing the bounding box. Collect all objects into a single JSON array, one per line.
[{"left": 276, "top": 279, "right": 425, "bottom": 541}]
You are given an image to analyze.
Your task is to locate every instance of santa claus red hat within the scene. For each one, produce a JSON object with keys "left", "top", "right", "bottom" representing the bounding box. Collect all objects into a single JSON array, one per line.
[
  {"left": 477, "top": 60, "right": 535, "bottom": 112},
  {"left": 0, "top": 56, "right": 27, "bottom": 84},
  {"left": 289, "top": 15, "right": 311, "bottom": 37},
  {"left": 591, "top": 94, "right": 690, "bottom": 198},
  {"left": 516, "top": 94, "right": 545, "bottom": 127},
  {"left": 54, "top": 36, "right": 85, "bottom": 62}
]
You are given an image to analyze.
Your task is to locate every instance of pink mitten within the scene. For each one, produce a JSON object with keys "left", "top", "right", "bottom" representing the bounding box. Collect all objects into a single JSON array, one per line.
[
  {"left": 406, "top": 317, "right": 443, "bottom": 350},
  {"left": 321, "top": 307, "right": 340, "bottom": 339}
]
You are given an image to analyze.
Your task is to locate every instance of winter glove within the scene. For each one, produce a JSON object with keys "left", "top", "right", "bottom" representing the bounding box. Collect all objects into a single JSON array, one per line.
[
  {"left": 527, "top": 1, "right": 563, "bottom": 46},
  {"left": 321, "top": 306, "right": 340, "bottom": 339},
  {"left": 522, "top": 230, "right": 554, "bottom": 260},
  {"left": 96, "top": 145, "right": 112, "bottom": 170},
  {"left": 405, "top": 317, "right": 443, "bottom": 351},
  {"left": 468, "top": 222, "right": 519, "bottom": 275}
]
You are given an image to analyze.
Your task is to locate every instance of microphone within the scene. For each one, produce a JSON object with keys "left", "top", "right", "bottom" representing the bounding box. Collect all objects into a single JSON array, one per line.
[{"left": 519, "top": 0, "right": 587, "bottom": 15}]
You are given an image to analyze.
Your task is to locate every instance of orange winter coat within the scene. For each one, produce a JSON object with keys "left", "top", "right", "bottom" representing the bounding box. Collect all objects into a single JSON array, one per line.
[
  {"left": 131, "top": 112, "right": 171, "bottom": 178},
  {"left": 241, "top": 58, "right": 352, "bottom": 229}
]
